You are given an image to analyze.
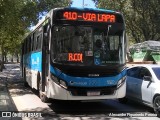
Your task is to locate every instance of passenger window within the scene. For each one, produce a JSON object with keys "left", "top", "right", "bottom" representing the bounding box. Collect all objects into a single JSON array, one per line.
[
  {"left": 31, "top": 34, "right": 34, "bottom": 51},
  {"left": 139, "top": 67, "right": 151, "bottom": 79},
  {"left": 37, "top": 34, "right": 42, "bottom": 50},
  {"left": 127, "top": 67, "right": 141, "bottom": 78},
  {"left": 27, "top": 38, "right": 31, "bottom": 53},
  {"left": 29, "top": 37, "right": 31, "bottom": 52},
  {"left": 34, "top": 34, "right": 42, "bottom": 51}
]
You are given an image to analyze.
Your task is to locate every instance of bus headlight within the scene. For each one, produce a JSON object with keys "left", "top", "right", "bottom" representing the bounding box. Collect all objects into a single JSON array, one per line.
[
  {"left": 117, "top": 76, "right": 126, "bottom": 89},
  {"left": 50, "top": 73, "right": 68, "bottom": 89},
  {"left": 50, "top": 73, "right": 59, "bottom": 84},
  {"left": 59, "top": 79, "right": 68, "bottom": 89}
]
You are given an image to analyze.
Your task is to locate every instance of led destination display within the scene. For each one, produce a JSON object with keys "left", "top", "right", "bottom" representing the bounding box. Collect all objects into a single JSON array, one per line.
[{"left": 62, "top": 11, "right": 116, "bottom": 23}]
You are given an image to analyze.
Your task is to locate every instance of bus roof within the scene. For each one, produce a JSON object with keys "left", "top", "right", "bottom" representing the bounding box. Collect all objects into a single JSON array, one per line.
[
  {"left": 52, "top": 7, "right": 120, "bottom": 14},
  {"left": 23, "top": 7, "right": 122, "bottom": 41},
  {"left": 67, "top": 7, "right": 115, "bottom": 12}
]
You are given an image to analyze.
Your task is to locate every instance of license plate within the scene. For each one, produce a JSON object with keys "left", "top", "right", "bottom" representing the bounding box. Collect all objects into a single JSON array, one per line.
[{"left": 87, "top": 91, "right": 100, "bottom": 96}]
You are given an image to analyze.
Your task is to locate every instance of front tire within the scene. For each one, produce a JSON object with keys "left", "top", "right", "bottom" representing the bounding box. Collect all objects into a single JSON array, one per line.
[
  {"left": 153, "top": 96, "right": 160, "bottom": 117},
  {"left": 39, "top": 90, "right": 48, "bottom": 103},
  {"left": 23, "top": 68, "right": 29, "bottom": 87}
]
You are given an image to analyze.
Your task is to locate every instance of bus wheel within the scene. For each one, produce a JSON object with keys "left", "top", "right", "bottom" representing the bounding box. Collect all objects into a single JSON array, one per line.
[
  {"left": 39, "top": 79, "right": 48, "bottom": 103},
  {"left": 24, "top": 82, "right": 29, "bottom": 87},
  {"left": 23, "top": 68, "right": 29, "bottom": 87}
]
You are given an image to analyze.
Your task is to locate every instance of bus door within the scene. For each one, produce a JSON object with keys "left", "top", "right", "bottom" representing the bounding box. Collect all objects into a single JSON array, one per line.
[{"left": 41, "top": 22, "right": 50, "bottom": 92}]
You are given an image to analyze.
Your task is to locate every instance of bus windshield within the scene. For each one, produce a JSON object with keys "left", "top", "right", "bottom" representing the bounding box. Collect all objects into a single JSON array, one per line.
[{"left": 51, "top": 25, "right": 125, "bottom": 66}]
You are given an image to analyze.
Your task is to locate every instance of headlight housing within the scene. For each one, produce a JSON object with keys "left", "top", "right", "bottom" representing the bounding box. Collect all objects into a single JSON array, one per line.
[
  {"left": 117, "top": 76, "right": 126, "bottom": 89},
  {"left": 50, "top": 73, "right": 68, "bottom": 89},
  {"left": 59, "top": 79, "right": 68, "bottom": 89}
]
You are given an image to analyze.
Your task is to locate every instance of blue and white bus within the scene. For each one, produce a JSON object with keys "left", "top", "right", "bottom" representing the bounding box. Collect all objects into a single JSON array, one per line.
[{"left": 21, "top": 7, "right": 127, "bottom": 102}]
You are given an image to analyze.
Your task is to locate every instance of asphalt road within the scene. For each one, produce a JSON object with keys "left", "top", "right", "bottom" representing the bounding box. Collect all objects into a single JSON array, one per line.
[
  {"left": 3, "top": 64, "right": 160, "bottom": 120},
  {"left": 8, "top": 82, "right": 159, "bottom": 120}
]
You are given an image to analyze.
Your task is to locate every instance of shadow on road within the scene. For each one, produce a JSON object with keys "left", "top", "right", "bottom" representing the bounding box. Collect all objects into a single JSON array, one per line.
[
  {"left": 2, "top": 63, "right": 156, "bottom": 120},
  {"left": 47, "top": 99, "right": 154, "bottom": 115}
]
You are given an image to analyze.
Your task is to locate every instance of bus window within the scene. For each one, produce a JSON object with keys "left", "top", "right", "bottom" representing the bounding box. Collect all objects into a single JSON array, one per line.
[
  {"left": 31, "top": 34, "right": 34, "bottom": 51},
  {"left": 26, "top": 38, "right": 30, "bottom": 53},
  {"left": 108, "top": 36, "right": 119, "bottom": 50},
  {"left": 38, "top": 34, "right": 42, "bottom": 50},
  {"left": 29, "top": 37, "right": 32, "bottom": 53},
  {"left": 35, "top": 34, "right": 42, "bottom": 50},
  {"left": 52, "top": 26, "right": 93, "bottom": 63}
]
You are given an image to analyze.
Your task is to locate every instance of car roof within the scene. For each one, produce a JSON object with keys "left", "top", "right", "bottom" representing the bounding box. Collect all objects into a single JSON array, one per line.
[{"left": 127, "top": 64, "right": 160, "bottom": 69}]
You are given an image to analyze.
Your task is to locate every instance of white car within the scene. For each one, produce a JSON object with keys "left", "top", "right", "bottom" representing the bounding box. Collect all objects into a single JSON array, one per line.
[{"left": 119, "top": 64, "right": 160, "bottom": 117}]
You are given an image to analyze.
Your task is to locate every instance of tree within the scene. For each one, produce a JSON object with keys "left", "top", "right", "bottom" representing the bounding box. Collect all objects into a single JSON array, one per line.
[
  {"left": 130, "top": 0, "right": 160, "bottom": 41},
  {"left": 98, "top": 0, "right": 160, "bottom": 43},
  {"left": 0, "top": 0, "right": 70, "bottom": 66},
  {"left": 0, "top": 0, "right": 25, "bottom": 63}
]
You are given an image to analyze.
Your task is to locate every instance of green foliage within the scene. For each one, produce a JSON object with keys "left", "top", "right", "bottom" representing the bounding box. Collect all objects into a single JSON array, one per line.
[
  {"left": 1, "top": 0, "right": 159, "bottom": 59},
  {"left": 0, "top": 0, "right": 70, "bottom": 61},
  {"left": 98, "top": 0, "right": 160, "bottom": 43}
]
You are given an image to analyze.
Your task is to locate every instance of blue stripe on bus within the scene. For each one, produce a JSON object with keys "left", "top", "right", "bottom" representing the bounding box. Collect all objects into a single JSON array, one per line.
[
  {"left": 50, "top": 65, "right": 126, "bottom": 87},
  {"left": 23, "top": 52, "right": 42, "bottom": 72}
]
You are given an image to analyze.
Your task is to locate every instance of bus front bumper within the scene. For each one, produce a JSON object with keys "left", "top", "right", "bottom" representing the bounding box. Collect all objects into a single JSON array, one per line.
[{"left": 46, "top": 80, "right": 126, "bottom": 100}]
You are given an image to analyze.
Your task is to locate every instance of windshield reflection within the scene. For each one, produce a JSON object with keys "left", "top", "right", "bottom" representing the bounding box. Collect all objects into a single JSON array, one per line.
[{"left": 51, "top": 25, "right": 125, "bottom": 65}]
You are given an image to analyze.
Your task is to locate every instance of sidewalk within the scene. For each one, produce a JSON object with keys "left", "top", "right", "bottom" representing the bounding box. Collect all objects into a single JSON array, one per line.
[
  {"left": 0, "top": 64, "right": 21, "bottom": 120},
  {"left": 0, "top": 77, "right": 17, "bottom": 111}
]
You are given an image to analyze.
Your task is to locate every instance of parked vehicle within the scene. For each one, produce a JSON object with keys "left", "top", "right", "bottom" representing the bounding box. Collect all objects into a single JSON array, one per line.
[{"left": 119, "top": 64, "right": 160, "bottom": 117}]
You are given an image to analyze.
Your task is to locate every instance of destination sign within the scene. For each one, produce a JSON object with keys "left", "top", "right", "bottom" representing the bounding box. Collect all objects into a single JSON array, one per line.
[
  {"left": 63, "top": 11, "right": 116, "bottom": 23},
  {"left": 68, "top": 53, "right": 83, "bottom": 62}
]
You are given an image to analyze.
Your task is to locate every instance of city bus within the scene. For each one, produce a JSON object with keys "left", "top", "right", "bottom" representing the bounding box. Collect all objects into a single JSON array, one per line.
[{"left": 21, "top": 7, "right": 127, "bottom": 102}]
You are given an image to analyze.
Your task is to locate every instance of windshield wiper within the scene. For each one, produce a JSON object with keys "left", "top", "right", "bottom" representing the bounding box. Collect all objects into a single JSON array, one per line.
[{"left": 106, "top": 25, "right": 112, "bottom": 40}]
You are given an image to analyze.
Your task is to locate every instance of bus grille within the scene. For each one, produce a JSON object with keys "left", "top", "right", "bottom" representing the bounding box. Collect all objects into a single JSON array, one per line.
[
  {"left": 65, "top": 69, "right": 119, "bottom": 77},
  {"left": 68, "top": 86, "right": 116, "bottom": 96}
]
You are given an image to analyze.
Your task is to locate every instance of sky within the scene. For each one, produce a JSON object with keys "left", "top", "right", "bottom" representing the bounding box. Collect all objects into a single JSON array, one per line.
[
  {"left": 30, "top": 0, "right": 97, "bottom": 30},
  {"left": 71, "top": 0, "right": 97, "bottom": 8}
]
